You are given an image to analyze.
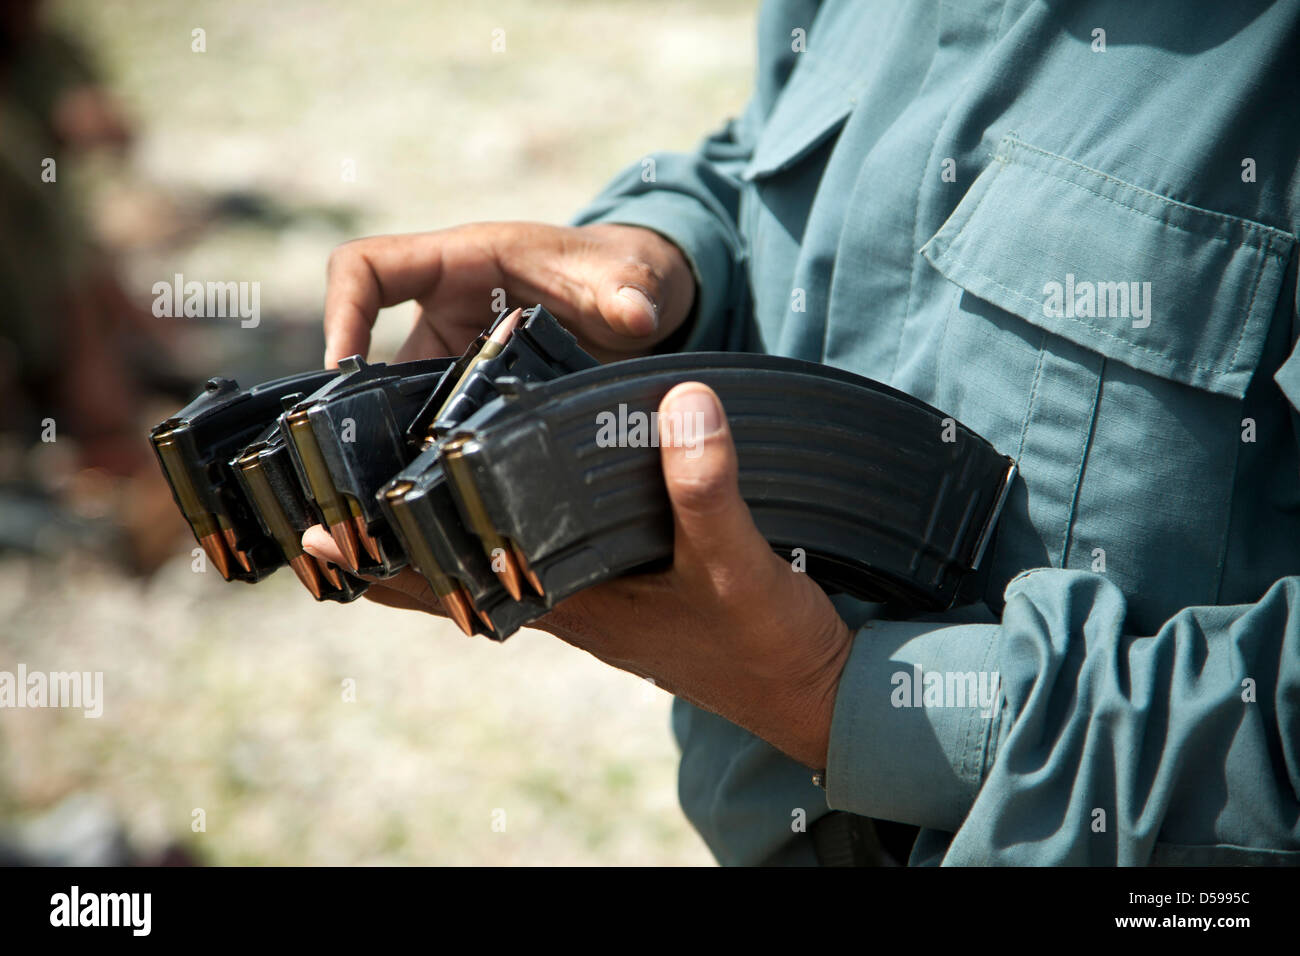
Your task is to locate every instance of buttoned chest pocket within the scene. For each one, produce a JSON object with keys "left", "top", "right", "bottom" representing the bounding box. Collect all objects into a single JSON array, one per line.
[{"left": 919, "top": 135, "right": 1295, "bottom": 630}]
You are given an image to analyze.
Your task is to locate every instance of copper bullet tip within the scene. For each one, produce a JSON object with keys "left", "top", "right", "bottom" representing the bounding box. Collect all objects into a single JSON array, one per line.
[
  {"left": 510, "top": 541, "right": 544, "bottom": 597},
  {"left": 489, "top": 307, "right": 523, "bottom": 346},
  {"left": 199, "top": 532, "right": 234, "bottom": 580},
  {"left": 222, "top": 527, "right": 253, "bottom": 573},
  {"left": 441, "top": 588, "right": 476, "bottom": 636},
  {"left": 493, "top": 547, "right": 524, "bottom": 601},
  {"left": 314, "top": 555, "right": 342, "bottom": 590},
  {"left": 329, "top": 519, "right": 363, "bottom": 571},
  {"left": 353, "top": 514, "right": 382, "bottom": 564},
  {"left": 288, "top": 553, "right": 325, "bottom": 600}
]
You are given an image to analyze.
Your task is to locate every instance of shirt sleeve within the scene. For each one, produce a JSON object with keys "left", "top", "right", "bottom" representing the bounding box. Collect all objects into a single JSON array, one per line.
[{"left": 825, "top": 568, "right": 1300, "bottom": 865}]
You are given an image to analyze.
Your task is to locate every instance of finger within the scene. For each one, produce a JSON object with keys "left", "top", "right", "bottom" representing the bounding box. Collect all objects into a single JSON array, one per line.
[
  {"left": 361, "top": 584, "right": 442, "bottom": 614},
  {"left": 373, "top": 567, "right": 446, "bottom": 609},
  {"left": 585, "top": 226, "right": 696, "bottom": 343},
  {"left": 304, "top": 524, "right": 452, "bottom": 616},
  {"left": 303, "top": 523, "right": 348, "bottom": 567},
  {"left": 323, "top": 234, "right": 448, "bottom": 367},
  {"left": 570, "top": 247, "right": 668, "bottom": 344},
  {"left": 657, "top": 384, "right": 772, "bottom": 590},
  {"left": 492, "top": 227, "right": 677, "bottom": 352},
  {"left": 359, "top": 568, "right": 457, "bottom": 619},
  {"left": 597, "top": 271, "right": 660, "bottom": 338},
  {"left": 571, "top": 225, "right": 694, "bottom": 343}
]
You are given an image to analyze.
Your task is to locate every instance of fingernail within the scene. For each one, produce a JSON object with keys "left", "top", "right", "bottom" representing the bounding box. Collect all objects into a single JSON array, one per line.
[
  {"left": 615, "top": 286, "right": 658, "bottom": 335},
  {"left": 666, "top": 386, "right": 723, "bottom": 439},
  {"left": 302, "top": 525, "right": 331, "bottom": 558}
]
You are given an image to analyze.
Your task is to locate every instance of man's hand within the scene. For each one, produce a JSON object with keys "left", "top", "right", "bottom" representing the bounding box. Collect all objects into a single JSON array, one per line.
[
  {"left": 304, "top": 383, "right": 854, "bottom": 769},
  {"left": 322, "top": 221, "right": 696, "bottom": 367}
]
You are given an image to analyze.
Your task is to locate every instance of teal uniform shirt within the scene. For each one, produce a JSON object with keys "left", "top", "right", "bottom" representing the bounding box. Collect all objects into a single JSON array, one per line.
[{"left": 573, "top": 0, "right": 1300, "bottom": 865}]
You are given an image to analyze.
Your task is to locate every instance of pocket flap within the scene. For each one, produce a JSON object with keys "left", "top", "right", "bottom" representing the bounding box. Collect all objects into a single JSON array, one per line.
[
  {"left": 921, "top": 134, "right": 1296, "bottom": 398},
  {"left": 742, "top": 58, "right": 855, "bottom": 181}
]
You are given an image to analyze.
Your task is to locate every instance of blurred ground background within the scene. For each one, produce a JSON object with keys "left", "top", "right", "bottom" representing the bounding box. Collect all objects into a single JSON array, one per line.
[{"left": 0, "top": 0, "right": 756, "bottom": 865}]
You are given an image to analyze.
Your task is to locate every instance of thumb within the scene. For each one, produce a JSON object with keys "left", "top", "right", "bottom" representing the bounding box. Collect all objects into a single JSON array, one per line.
[
  {"left": 658, "top": 384, "right": 770, "bottom": 583},
  {"left": 498, "top": 241, "right": 667, "bottom": 355},
  {"left": 597, "top": 273, "right": 660, "bottom": 339},
  {"left": 553, "top": 224, "right": 694, "bottom": 351}
]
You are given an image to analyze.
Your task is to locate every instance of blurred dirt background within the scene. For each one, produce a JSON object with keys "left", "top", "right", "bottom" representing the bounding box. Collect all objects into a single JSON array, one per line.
[{"left": 0, "top": 0, "right": 756, "bottom": 865}]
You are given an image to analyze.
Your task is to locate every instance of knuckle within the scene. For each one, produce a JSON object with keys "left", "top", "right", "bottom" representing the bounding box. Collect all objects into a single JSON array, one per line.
[
  {"left": 326, "top": 239, "right": 363, "bottom": 276},
  {"left": 618, "top": 256, "right": 662, "bottom": 291},
  {"left": 669, "top": 466, "right": 731, "bottom": 514}
]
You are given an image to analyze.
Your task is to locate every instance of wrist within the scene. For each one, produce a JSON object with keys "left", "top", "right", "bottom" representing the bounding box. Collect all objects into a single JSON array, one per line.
[
  {"left": 738, "top": 614, "right": 853, "bottom": 769},
  {"left": 788, "top": 621, "right": 853, "bottom": 768}
]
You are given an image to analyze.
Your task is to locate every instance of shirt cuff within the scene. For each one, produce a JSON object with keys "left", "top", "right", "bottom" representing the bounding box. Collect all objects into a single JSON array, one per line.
[
  {"left": 825, "top": 615, "right": 1005, "bottom": 833},
  {"left": 572, "top": 190, "right": 740, "bottom": 353}
]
